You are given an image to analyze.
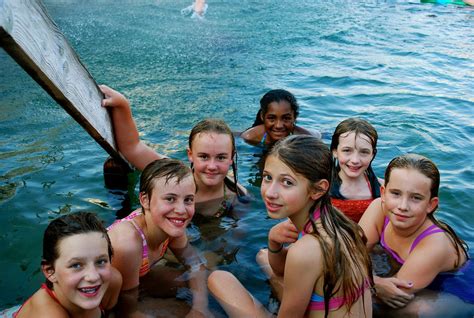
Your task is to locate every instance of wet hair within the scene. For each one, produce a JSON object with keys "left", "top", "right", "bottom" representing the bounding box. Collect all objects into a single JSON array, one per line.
[
  {"left": 268, "top": 135, "right": 372, "bottom": 317},
  {"left": 251, "top": 89, "right": 299, "bottom": 127},
  {"left": 385, "top": 154, "right": 469, "bottom": 267},
  {"left": 42, "top": 211, "right": 113, "bottom": 289},
  {"left": 140, "top": 158, "right": 194, "bottom": 211},
  {"left": 330, "top": 118, "right": 379, "bottom": 196},
  {"left": 188, "top": 118, "right": 245, "bottom": 197}
]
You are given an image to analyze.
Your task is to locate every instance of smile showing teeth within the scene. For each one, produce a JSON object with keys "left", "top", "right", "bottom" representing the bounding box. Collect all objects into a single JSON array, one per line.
[
  {"left": 168, "top": 218, "right": 186, "bottom": 226},
  {"left": 79, "top": 286, "right": 100, "bottom": 296}
]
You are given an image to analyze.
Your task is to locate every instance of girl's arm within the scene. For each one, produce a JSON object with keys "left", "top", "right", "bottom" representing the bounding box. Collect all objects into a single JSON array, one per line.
[
  {"left": 240, "top": 125, "right": 265, "bottom": 145},
  {"left": 278, "top": 237, "right": 321, "bottom": 318},
  {"left": 100, "top": 85, "right": 163, "bottom": 171},
  {"left": 267, "top": 220, "right": 299, "bottom": 276},
  {"left": 359, "top": 198, "right": 414, "bottom": 307},
  {"left": 372, "top": 237, "right": 450, "bottom": 309},
  {"left": 169, "top": 235, "right": 211, "bottom": 317},
  {"left": 108, "top": 225, "right": 146, "bottom": 317},
  {"left": 358, "top": 197, "right": 385, "bottom": 250},
  {"left": 397, "top": 234, "right": 456, "bottom": 292},
  {"left": 294, "top": 126, "right": 321, "bottom": 139}
]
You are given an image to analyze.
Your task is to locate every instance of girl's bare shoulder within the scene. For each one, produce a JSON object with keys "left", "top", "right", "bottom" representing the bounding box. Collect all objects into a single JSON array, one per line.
[
  {"left": 18, "top": 289, "right": 68, "bottom": 318},
  {"left": 240, "top": 125, "right": 265, "bottom": 143}
]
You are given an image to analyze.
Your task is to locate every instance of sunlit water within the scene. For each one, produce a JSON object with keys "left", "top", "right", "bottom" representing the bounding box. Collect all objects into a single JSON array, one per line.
[{"left": 0, "top": 0, "right": 473, "bottom": 316}]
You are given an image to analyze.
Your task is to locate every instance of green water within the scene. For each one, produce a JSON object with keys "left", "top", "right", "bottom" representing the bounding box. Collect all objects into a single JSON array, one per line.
[{"left": 0, "top": 0, "right": 473, "bottom": 315}]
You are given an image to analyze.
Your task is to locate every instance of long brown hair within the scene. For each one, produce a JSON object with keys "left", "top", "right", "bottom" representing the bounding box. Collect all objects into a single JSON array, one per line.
[
  {"left": 189, "top": 118, "right": 245, "bottom": 197},
  {"left": 385, "top": 154, "right": 469, "bottom": 268},
  {"left": 269, "top": 135, "right": 372, "bottom": 317}
]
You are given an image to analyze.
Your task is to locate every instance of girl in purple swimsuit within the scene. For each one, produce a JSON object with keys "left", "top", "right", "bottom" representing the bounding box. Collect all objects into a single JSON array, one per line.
[
  {"left": 359, "top": 154, "right": 469, "bottom": 309},
  {"left": 208, "top": 135, "right": 373, "bottom": 318}
]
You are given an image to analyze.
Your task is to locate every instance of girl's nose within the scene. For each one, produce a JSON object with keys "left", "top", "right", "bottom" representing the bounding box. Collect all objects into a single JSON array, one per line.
[
  {"left": 350, "top": 153, "right": 361, "bottom": 163},
  {"left": 207, "top": 159, "right": 217, "bottom": 170},
  {"left": 85, "top": 266, "right": 100, "bottom": 282},
  {"left": 175, "top": 200, "right": 187, "bottom": 214},
  {"left": 398, "top": 196, "right": 409, "bottom": 211},
  {"left": 264, "top": 183, "right": 279, "bottom": 199}
]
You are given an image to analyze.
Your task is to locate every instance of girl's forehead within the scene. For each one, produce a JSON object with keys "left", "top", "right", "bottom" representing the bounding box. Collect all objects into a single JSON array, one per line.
[
  {"left": 57, "top": 232, "right": 108, "bottom": 258},
  {"left": 339, "top": 131, "right": 373, "bottom": 147},
  {"left": 191, "top": 132, "right": 233, "bottom": 152},
  {"left": 266, "top": 100, "right": 293, "bottom": 114},
  {"left": 388, "top": 168, "right": 432, "bottom": 190},
  {"left": 192, "top": 132, "right": 232, "bottom": 144},
  {"left": 265, "top": 155, "right": 294, "bottom": 174},
  {"left": 152, "top": 174, "right": 196, "bottom": 192}
]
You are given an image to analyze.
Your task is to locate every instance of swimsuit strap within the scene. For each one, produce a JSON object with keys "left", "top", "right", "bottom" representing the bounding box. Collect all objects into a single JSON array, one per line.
[
  {"left": 307, "top": 273, "right": 370, "bottom": 311},
  {"left": 301, "top": 207, "right": 321, "bottom": 235},
  {"left": 380, "top": 217, "right": 406, "bottom": 264},
  {"left": 409, "top": 224, "right": 444, "bottom": 253},
  {"left": 364, "top": 173, "right": 372, "bottom": 194},
  {"left": 214, "top": 184, "right": 230, "bottom": 217},
  {"left": 41, "top": 283, "right": 61, "bottom": 305},
  {"left": 259, "top": 132, "right": 268, "bottom": 146},
  {"left": 129, "top": 218, "right": 149, "bottom": 261}
]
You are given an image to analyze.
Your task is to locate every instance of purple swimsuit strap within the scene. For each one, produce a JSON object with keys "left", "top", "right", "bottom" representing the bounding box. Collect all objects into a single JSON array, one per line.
[
  {"left": 380, "top": 216, "right": 444, "bottom": 264},
  {"left": 409, "top": 224, "right": 444, "bottom": 253}
]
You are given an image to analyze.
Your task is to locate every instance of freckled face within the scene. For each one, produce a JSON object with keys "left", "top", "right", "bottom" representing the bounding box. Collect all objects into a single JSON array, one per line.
[
  {"left": 262, "top": 101, "right": 296, "bottom": 143},
  {"left": 333, "top": 132, "right": 375, "bottom": 179},
  {"left": 188, "top": 132, "right": 233, "bottom": 189},
  {"left": 144, "top": 175, "right": 196, "bottom": 238},
  {"left": 48, "top": 232, "right": 111, "bottom": 312},
  {"left": 381, "top": 168, "right": 438, "bottom": 231},
  {"left": 260, "top": 155, "right": 315, "bottom": 220}
]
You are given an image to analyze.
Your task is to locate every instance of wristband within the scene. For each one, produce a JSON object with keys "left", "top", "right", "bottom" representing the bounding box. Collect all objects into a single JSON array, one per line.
[{"left": 268, "top": 244, "right": 283, "bottom": 253}]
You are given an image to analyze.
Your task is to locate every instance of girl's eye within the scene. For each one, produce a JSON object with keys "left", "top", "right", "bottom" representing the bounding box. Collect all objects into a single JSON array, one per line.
[
  {"left": 262, "top": 174, "right": 272, "bottom": 182},
  {"left": 165, "top": 197, "right": 176, "bottom": 203},
  {"left": 282, "top": 179, "right": 294, "bottom": 187},
  {"left": 390, "top": 191, "right": 401, "bottom": 197},
  {"left": 185, "top": 197, "right": 195, "bottom": 205},
  {"left": 342, "top": 149, "right": 351, "bottom": 153},
  {"left": 217, "top": 155, "right": 228, "bottom": 161},
  {"left": 70, "top": 263, "right": 82, "bottom": 270},
  {"left": 97, "top": 259, "right": 108, "bottom": 267},
  {"left": 198, "top": 154, "right": 208, "bottom": 160},
  {"left": 412, "top": 195, "right": 423, "bottom": 201}
]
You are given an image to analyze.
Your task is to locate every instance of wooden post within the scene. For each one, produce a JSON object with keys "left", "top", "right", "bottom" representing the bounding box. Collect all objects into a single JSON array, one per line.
[{"left": 0, "top": 0, "right": 127, "bottom": 166}]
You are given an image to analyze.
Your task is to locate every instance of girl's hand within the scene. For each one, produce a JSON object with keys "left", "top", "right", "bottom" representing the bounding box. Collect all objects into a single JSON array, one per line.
[
  {"left": 374, "top": 276, "right": 414, "bottom": 308},
  {"left": 268, "top": 219, "right": 298, "bottom": 246},
  {"left": 99, "top": 85, "right": 129, "bottom": 109}
]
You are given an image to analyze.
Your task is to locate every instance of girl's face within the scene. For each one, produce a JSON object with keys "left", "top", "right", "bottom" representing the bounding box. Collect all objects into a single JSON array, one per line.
[
  {"left": 261, "top": 155, "right": 316, "bottom": 221},
  {"left": 381, "top": 168, "right": 438, "bottom": 231},
  {"left": 46, "top": 232, "right": 111, "bottom": 312},
  {"left": 333, "top": 131, "right": 374, "bottom": 179},
  {"left": 142, "top": 175, "right": 196, "bottom": 238},
  {"left": 187, "top": 132, "right": 233, "bottom": 189},
  {"left": 262, "top": 101, "right": 295, "bottom": 142}
]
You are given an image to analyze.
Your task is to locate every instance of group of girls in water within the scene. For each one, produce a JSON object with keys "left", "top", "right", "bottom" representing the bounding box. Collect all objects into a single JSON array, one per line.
[{"left": 3, "top": 87, "right": 470, "bottom": 318}]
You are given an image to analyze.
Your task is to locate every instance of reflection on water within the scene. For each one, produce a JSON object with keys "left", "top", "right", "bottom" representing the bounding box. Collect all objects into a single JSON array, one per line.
[{"left": 0, "top": 0, "right": 473, "bottom": 315}]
